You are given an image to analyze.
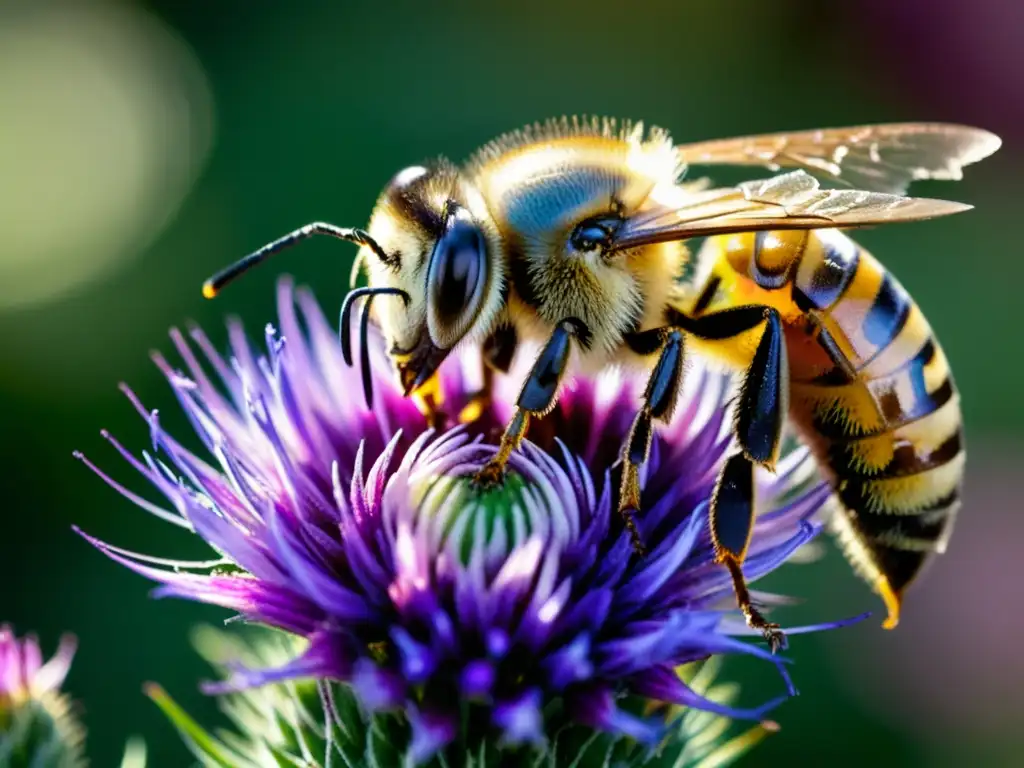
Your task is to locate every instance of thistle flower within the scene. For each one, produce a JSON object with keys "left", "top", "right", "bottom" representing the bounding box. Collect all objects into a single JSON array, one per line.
[
  {"left": 76, "top": 279, "right": 856, "bottom": 765},
  {"left": 0, "top": 626, "right": 83, "bottom": 767},
  {"left": 147, "top": 626, "right": 779, "bottom": 768}
]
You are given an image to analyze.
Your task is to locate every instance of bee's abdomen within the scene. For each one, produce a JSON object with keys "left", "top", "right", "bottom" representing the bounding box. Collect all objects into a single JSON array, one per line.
[
  {"left": 806, "top": 390, "right": 963, "bottom": 595},
  {"left": 789, "top": 231, "right": 963, "bottom": 601}
]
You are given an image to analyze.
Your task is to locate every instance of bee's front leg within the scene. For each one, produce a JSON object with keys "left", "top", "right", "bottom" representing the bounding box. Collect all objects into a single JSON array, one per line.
[
  {"left": 617, "top": 328, "right": 685, "bottom": 555},
  {"left": 473, "top": 319, "right": 584, "bottom": 488}
]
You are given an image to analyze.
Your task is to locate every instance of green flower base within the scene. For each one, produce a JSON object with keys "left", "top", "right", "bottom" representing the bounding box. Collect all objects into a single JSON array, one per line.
[
  {"left": 0, "top": 693, "right": 85, "bottom": 768},
  {"left": 149, "top": 627, "right": 774, "bottom": 768}
]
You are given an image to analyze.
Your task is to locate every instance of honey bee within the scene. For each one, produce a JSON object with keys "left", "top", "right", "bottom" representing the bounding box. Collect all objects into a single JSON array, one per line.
[{"left": 203, "top": 117, "right": 1000, "bottom": 651}]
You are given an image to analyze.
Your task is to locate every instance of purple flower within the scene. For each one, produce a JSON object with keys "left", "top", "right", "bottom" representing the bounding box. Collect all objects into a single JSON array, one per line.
[
  {"left": 77, "top": 279, "right": 855, "bottom": 763},
  {"left": 0, "top": 626, "right": 83, "bottom": 766},
  {"left": 0, "top": 628, "right": 76, "bottom": 710}
]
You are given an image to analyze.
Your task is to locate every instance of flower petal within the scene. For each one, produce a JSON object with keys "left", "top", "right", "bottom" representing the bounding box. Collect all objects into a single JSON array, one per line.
[
  {"left": 459, "top": 659, "right": 495, "bottom": 698},
  {"left": 201, "top": 630, "right": 352, "bottom": 693},
  {"left": 390, "top": 626, "right": 438, "bottom": 684},
  {"left": 630, "top": 665, "right": 788, "bottom": 721},
  {"left": 407, "top": 706, "right": 458, "bottom": 765},
  {"left": 350, "top": 657, "right": 406, "bottom": 712},
  {"left": 542, "top": 634, "right": 593, "bottom": 691},
  {"left": 493, "top": 687, "right": 544, "bottom": 746},
  {"left": 30, "top": 633, "right": 77, "bottom": 697},
  {"left": 569, "top": 685, "right": 664, "bottom": 745}
]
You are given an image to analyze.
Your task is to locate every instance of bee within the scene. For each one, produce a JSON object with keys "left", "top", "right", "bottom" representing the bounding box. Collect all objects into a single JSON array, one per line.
[{"left": 202, "top": 117, "right": 999, "bottom": 651}]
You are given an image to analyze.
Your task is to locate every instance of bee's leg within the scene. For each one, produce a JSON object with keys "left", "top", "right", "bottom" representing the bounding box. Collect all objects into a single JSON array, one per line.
[
  {"left": 805, "top": 311, "right": 857, "bottom": 382},
  {"left": 676, "top": 305, "right": 788, "bottom": 468},
  {"left": 711, "top": 452, "right": 787, "bottom": 653},
  {"left": 618, "top": 329, "right": 685, "bottom": 555},
  {"left": 459, "top": 323, "right": 518, "bottom": 424},
  {"left": 806, "top": 311, "right": 888, "bottom": 425},
  {"left": 673, "top": 305, "right": 788, "bottom": 650},
  {"left": 473, "top": 319, "right": 583, "bottom": 487}
]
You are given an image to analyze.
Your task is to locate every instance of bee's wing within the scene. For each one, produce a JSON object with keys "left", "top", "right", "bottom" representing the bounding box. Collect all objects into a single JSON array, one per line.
[
  {"left": 610, "top": 170, "right": 972, "bottom": 251},
  {"left": 676, "top": 123, "right": 1001, "bottom": 194}
]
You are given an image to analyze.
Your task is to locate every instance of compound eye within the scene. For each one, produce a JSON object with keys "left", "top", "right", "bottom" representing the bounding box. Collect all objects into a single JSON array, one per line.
[
  {"left": 426, "top": 205, "right": 488, "bottom": 349},
  {"left": 570, "top": 214, "right": 623, "bottom": 253}
]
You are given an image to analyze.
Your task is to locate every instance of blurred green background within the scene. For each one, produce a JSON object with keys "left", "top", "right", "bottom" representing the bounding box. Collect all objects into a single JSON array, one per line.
[{"left": 1, "top": 1, "right": 1020, "bottom": 765}]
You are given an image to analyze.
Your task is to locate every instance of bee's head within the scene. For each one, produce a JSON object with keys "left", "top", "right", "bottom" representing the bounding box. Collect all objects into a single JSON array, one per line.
[
  {"left": 200, "top": 161, "right": 503, "bottom": 405},
  {"left": 363, "top": 162, "right": 505, "bottom": 394}
]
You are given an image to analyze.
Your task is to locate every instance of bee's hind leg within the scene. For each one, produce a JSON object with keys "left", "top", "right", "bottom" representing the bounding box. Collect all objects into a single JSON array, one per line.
[
  {"left": 711, "top": 453, "right": 787, "bottom": 653},
  {"left": 618, "top": 329, "right": 686, "bottom": 555},
  {"left": 674, "top": 304, "right": 789, "bottom": 651},
  {"left": 473, "top": 319, "right": 585, "bottom": 488},
  {"left": 674, "top": 305, "right": 789, "bottom": 467}
]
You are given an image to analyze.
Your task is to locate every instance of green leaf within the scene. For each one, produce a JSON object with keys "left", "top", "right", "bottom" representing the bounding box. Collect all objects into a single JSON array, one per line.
[
  {"left": 266, "top": 742, "right": 310, "bottom": 767},
  {"left": 563, "top": 730, "right": 603, "bottom": 768},
  {"left": 689, "top": 722, "right": 778, "bottom": 768},
  {"left": 145, "top": 683, "right": 242, "bottom": 768},
  {"left": 365, "top": 717, "right": 402, "bottom": 768}
]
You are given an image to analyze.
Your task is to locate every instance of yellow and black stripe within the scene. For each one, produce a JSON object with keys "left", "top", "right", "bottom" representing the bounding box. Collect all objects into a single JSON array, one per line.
[
  {"left": 694, "top": 227, "right": 963, "bottom": 628},
  {"left": 794, "top": 233, "right": 961, "bottom": 627}
]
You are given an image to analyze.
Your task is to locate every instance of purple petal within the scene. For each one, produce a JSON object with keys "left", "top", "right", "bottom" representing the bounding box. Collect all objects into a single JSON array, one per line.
[
  {"left": 31, "top": 634, "right": 77, "bottom": 696},
  {"left": 486, "top": 629, "right": 510, "bottom": 659},
  {"left": 350, "top": 657, "right": 406, "bottom": 711},
  {"left": 542, "top": 634, "right": 593, "bottom": 691},
  {"left": 493, "top": 688, "right": 544, "bottom": 746},
  {"left": 569, "top": 685, "right": 664, "bottom": 745},
  {"left": 615, "top": 508, "right": 704, "bottom": 612},
  {"left": 718, "top": 611, "right": 873, "bottom": 637},
  {"left": 72, "top": 446, "right": 188, "bottom": 529},
  {"left": 675, "top": 521, "right": 819, "bottom": 599},
  {"left": 460, "top": 659, "right": 495, "bottom": 698},
  {"left": 266, "top": 503, "right": 378, "bottom": 622},
  {"left": 390, "top": 626, "right": 438, "bottom": 684},
  {"left": 77, "top": 526, "right": 325, "bottom": 635},
  {"left": 201, "top": 630, "right": 352, "bottom": 693},
  {"left": 408, "top": 706, "right": 458, "bottom": 765},
  {"left": 630, "top": 665, "right": 788, "bottom": 721},
  {"left": 555, "top": 587, "right": 613, "bottom": 639}
]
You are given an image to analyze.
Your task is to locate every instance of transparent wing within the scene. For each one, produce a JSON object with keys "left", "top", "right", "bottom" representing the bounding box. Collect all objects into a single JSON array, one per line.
[
  {"left": 610, "top": 170, "right": 972, "bottom": 251},
  {"left": 676, "top": 123, "right": 1001, "bottom": 194}
]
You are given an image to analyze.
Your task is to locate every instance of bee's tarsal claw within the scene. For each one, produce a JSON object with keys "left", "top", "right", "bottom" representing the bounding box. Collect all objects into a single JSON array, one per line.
[
  {"left": 472, "top": 461, "right": 507, "bottom": 489},
  {"left": 744, "top": 605, "right": 788, "bottom": 654}
]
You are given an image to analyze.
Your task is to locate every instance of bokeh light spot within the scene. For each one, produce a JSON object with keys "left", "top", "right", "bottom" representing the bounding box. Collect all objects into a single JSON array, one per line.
[{"left": 0, "top": 3, "right": 213, "bottom": 310}]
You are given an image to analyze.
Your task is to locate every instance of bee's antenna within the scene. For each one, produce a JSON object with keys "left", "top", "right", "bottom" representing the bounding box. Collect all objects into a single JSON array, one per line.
[
  {"left": 359, "top": 293, "right": 376, "bottom": 410},
  {"left": 338, "top": 287, "right": 408, "bottom": 367},
  {"left": 201, "top": 222, "right": 396, "bottom": 299},
  {"left": 340, "top": 287, "right": 379, "bottom": 366}
]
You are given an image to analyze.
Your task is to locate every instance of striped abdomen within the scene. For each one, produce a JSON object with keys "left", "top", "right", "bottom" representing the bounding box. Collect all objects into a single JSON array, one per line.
[
  {"left": 785, "top": 229, "right": 962, "bottom": 626},
  {"left": 690, "top": 228, "right": 963, "bottom": 627}
]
